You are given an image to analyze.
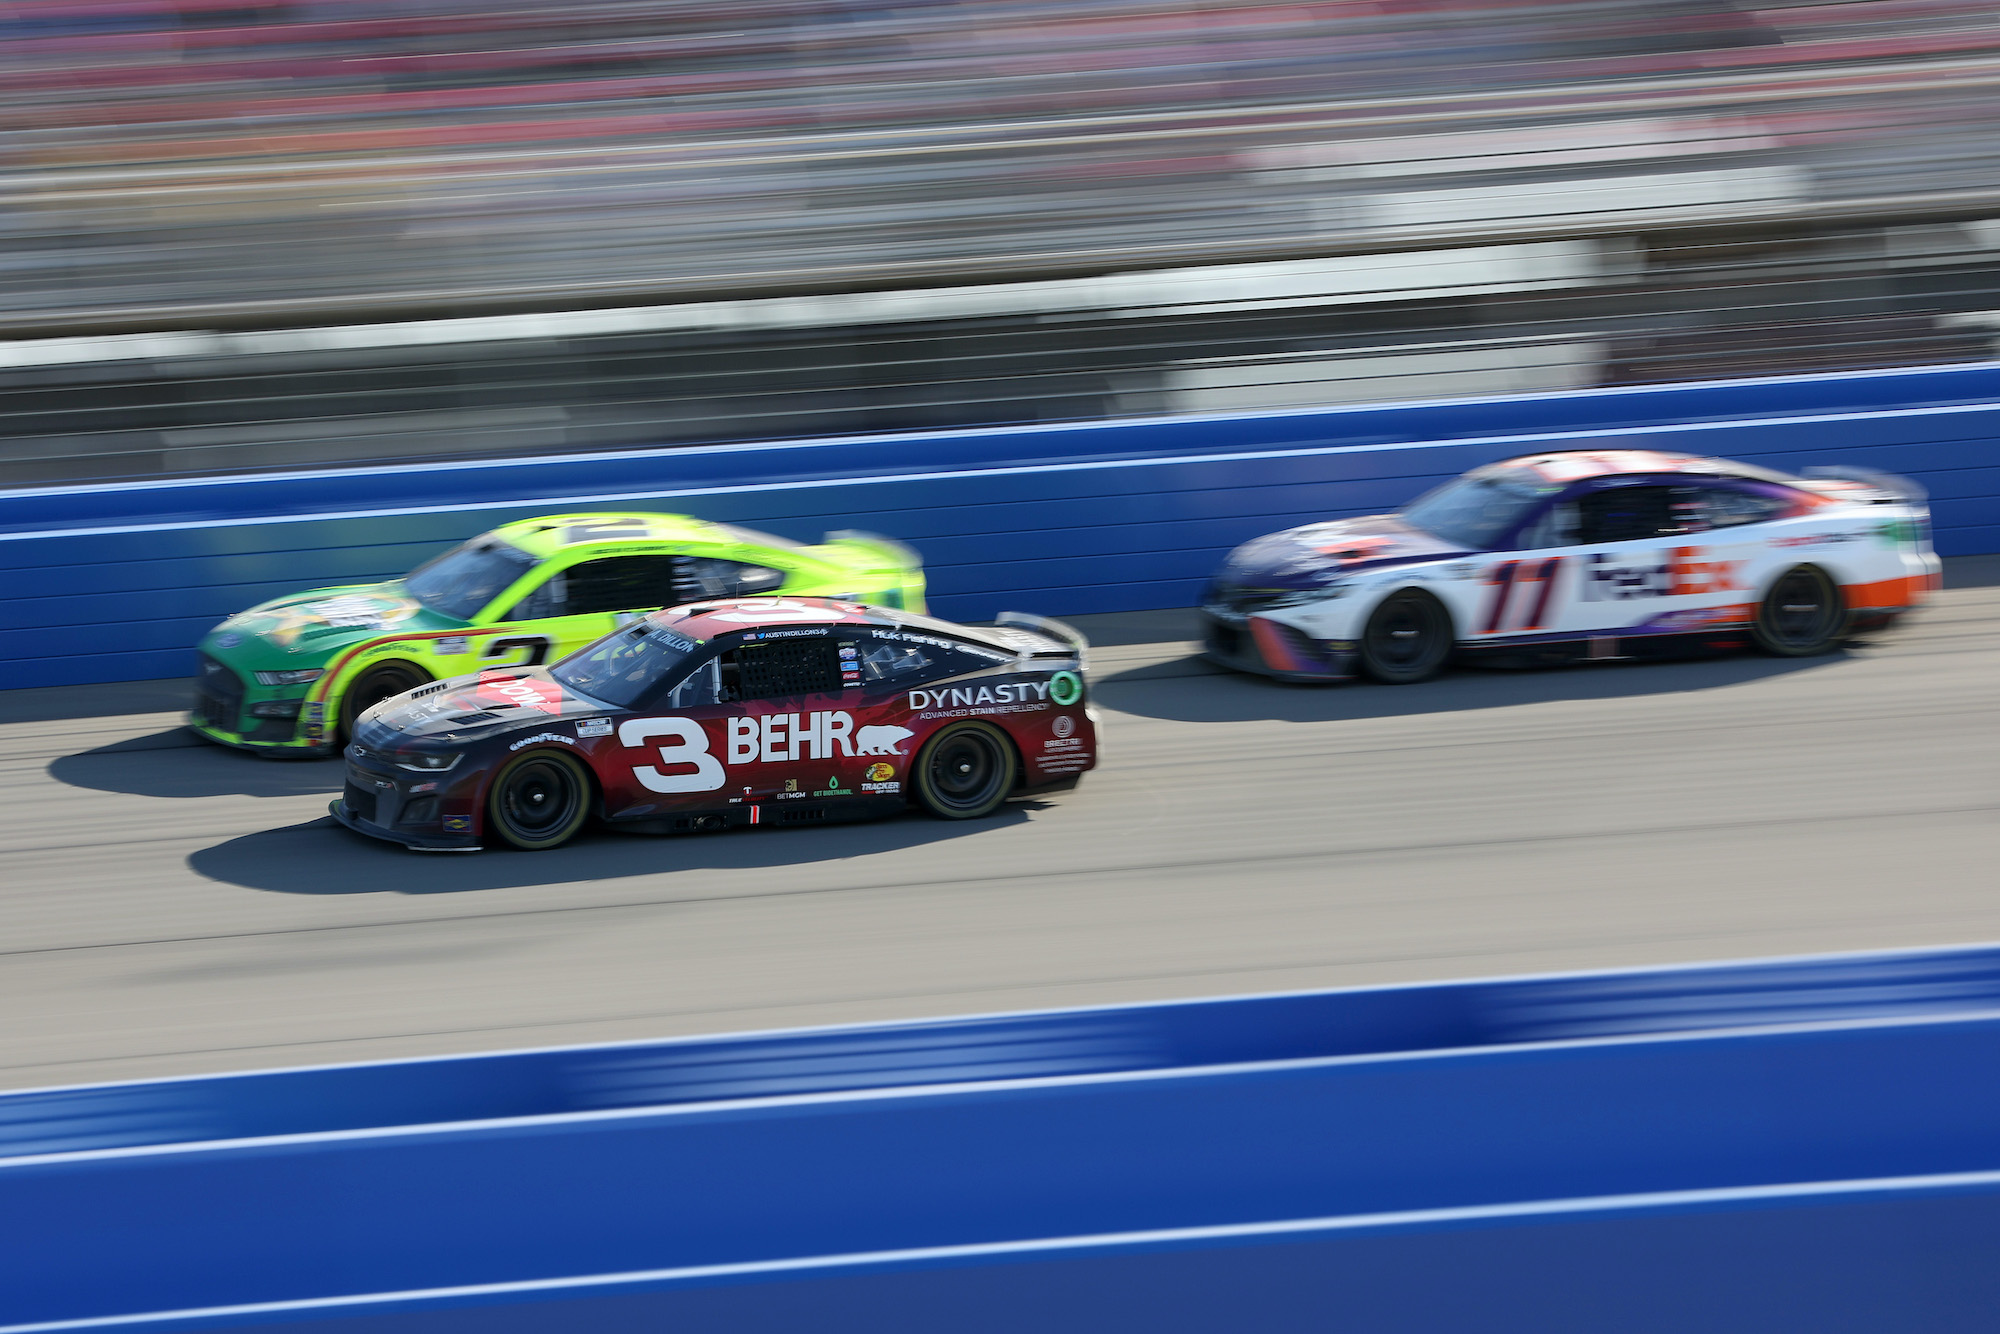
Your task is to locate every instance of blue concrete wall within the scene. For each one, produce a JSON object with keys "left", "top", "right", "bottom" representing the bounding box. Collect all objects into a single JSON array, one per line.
[
  {"left": 4, "top": 362, "right": 1998, "bottom": 690},
  {"left": 7, "top": 944, "right": 2000, "bottom": 1332}
]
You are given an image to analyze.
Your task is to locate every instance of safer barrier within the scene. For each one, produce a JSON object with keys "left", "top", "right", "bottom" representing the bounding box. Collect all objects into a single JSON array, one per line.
[
  {"left": 4, "top": 361, "right": 1999, "bottom": 689},
  {"left": 8, "top": 942, "right": 2000, "bottom": 1331}
]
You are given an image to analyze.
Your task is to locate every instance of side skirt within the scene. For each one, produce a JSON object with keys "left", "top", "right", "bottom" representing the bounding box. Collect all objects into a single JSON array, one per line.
[
  {"left": 1456, "top": 629, "right": 1754, "bottom": 668},
  {"left": 604, "top": 797, "right": 895, "bottom": 836}
]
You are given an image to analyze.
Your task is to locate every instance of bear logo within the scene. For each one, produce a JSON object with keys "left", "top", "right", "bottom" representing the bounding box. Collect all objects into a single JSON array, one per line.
[{"left": 854, "top": 724, "right": 914, "bottom": 756}]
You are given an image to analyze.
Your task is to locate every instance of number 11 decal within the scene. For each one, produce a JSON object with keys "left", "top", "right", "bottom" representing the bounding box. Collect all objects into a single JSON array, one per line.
[{"left": 1482, "top": 557, "right": 1563, "bottom": 634}]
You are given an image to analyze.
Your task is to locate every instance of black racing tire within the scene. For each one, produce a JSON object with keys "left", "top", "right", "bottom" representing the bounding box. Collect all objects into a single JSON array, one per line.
[
  {"left": 485, "top": 749, "right": 592, "bottom": 851},
  {"left": 1356, "top": 589, "right": 1453, "bottom": 684},
  {"left": 1752, "top": 564, "right": 1845, "bottom": 657},
  {"left": 912, "top": 721, "right": 1018, "bottom": 820},
  {"left": 339, "top": 661, "right": 430, "bottom": 743}
]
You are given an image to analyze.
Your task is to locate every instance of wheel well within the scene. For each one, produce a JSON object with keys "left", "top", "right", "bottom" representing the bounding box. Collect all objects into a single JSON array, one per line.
[
  {"left": 336, "top": 659, "right": 434, "bottom": 741},
  {"left": 996, "top": 725, "right": 1031, "bottom": 792},
  {"left": 484, "top": 744, "right": 599, "bottom": 793},
  {"left": 341, "top": 658, "right": 433, "bottom": 705},
  {"left": 1760, "top": 562, "right": 1845, "bottom": 609},
  {"left": 1370, "top": 585, "right": 1456, "bottom": 638},
  {"left": 482, "top": 745, "right": 603, "bottom": 827},
  {"left": 351, "top": 657, "right": 430, "bottom": 684},
  {"left": 912, "top": 718, "right": 1026, "bottom": 796}
]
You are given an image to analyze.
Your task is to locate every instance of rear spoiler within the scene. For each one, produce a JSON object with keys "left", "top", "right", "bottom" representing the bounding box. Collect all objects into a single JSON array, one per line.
[
  {"left": 1800, "top": 466, "right": 1928, "bottom": 505},
  {"left": 822, "top": 529, "right": 921, "bottom": 568},
  {"left": 995, "top": 610, "right": 1089, "bottom": 668}
]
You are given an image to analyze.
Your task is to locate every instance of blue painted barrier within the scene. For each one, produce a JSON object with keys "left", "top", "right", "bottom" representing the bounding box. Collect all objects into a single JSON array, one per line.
[
  {"left": 8, "top": 943, "right": 2000, "bottom": 1331},
  {"left": 4, "top": 362, "right": 1999, "bottom": 689}
]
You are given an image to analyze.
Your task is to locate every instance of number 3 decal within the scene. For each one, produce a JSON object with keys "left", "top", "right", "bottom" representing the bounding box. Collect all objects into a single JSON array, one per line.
[
  {"left": 707, "top": 599, "right": 847, "bottom": 624},
  {"left": 619, "top": 718, "right": 726, "bottom": 793}
]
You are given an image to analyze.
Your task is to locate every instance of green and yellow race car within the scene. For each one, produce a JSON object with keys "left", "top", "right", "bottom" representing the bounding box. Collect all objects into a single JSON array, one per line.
[{"left": 190, "top": 513, "right": 926, "bottom": 757}]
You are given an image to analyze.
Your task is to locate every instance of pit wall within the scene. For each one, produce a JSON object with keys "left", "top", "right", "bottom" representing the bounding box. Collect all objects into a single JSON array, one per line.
[
  {"left": 3, "top": 362, "right": 1997, "bottom": 689},
  {"left": 7, "top": 944, "right": 2000, "bottom": 1331}
]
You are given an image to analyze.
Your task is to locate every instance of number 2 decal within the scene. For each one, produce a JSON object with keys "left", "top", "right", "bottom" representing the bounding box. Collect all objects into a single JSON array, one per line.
[
  {"left": 482, "top": 635, "right": 553, "bottom": 667},
  {"left": 1482, "top": 557, "right": 1563, "bottom": 634},
  {"left": 619, "top": 718, "right": 727, "bottom": 793}
]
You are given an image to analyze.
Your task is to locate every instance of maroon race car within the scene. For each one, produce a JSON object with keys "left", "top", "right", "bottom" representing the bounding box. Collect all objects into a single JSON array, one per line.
[{"left": 330, "top": 598, "right": 1096, "bottom": 851}]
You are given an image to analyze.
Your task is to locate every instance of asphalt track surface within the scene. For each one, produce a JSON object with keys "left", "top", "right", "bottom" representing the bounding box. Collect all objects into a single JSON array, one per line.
[{"left": 2, "top": 564, "right": 1996, "bottom": 1093}]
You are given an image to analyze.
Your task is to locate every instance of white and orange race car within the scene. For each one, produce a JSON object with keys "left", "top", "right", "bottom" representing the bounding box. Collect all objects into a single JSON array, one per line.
[{"left": 1201, "top": 449, "right": 1940, "bottom": 683}]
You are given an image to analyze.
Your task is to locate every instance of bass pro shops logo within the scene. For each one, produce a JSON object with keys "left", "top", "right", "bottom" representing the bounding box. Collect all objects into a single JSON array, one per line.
[{"left": 1581, "top": 548, "right": 1744, "bottom": 601}]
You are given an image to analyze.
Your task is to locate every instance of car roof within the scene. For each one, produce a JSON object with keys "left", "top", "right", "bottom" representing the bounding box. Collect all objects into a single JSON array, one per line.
[
  {"left": 1486, "top": 450, "right": 1799, "bottom": 487},
  {"left": 646, "top": 598, "right": 1014, "bottom": 650},
  {"left": 485, "top": 512, "right": 809, "bottom": 561}
]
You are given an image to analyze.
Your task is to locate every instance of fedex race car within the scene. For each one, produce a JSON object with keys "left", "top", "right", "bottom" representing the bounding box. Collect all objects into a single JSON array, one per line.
[
  {"left": 191, "top": 514, "right": 925, "bottom": 756},
  {"left": 1203, "top": 449, "right": 1940, "bottom": 684},
  {"left": 330, "top": 599, "right": 1095, "bottom": 851}
]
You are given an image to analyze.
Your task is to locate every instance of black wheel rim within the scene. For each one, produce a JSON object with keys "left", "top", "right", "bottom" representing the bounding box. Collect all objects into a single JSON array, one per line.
[
  {"left": 1768, "top": 568, "right": 1837, "bottom": 647},
  {"left": 929, "top": 731, "right": 1004, "bottom": 810},
  {"left": 499, "top": 758, "right": 580, "bottom": 839},
  {"left": 1368, "top": 596, "right": 1441, "bottom": 671}
]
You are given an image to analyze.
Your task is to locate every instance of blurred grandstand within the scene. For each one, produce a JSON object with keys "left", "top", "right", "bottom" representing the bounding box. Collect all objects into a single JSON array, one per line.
[{"left": 5, "top": 0, "right": 2000, "bottom": 484}]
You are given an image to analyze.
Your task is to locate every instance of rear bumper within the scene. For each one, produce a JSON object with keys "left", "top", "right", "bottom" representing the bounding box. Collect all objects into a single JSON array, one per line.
[{"left": 1200, "top": 610, "right": 1355, "bottom": 682}]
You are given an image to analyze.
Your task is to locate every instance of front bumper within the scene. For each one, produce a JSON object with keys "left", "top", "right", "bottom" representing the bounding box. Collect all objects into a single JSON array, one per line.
[
  {"left": 189, "top": 718, "right": 334, "bottom": 758},
  {"left": 329, "top": 750, "right": 481, "bottom": 851},
  {"left": 1200, "top": 609, "right": 1355, "bottom": 682},
  {"left": 189, "top": 655, "right": 334, "bottom": 755},
  {"left": 329, "top": 798, "right": 481, "bottom": 852}
]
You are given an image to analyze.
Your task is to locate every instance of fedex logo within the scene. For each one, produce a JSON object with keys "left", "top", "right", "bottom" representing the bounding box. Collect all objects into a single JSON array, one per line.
[{"left": 1581, "top": 548, "right": 1743, "bottom": 601}]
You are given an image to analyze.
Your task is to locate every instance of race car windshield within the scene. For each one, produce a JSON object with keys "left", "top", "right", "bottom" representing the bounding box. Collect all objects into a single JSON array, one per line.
[
  {"left": 1398, "top": 473, "right": 1557, "bottom": 550},
  {"left": 402, "top": 540, "right": 537, "bottom": 620},
  {"left": 551, "top": 623, "right": 700, "bottom": 709}
]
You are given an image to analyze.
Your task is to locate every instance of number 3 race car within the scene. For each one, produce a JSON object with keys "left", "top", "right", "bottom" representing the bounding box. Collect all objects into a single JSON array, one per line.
[
  {"left": 191, "top": 514, "right": 925, "bottom": 756},
  {"left": 330, "top": 599, "right": 1095, "bottom": 851},
  {"left": 1203, "top": 449, "right": 1940, "bottom": 684}
]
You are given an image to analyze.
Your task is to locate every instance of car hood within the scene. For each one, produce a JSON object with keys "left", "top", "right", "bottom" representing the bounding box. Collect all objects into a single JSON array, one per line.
[
  {"left": 1214, "top": 516, "right": 1465, "bottom": 592},
  {"left": 203, "top": 583, "right": 462, "bottom": 663},
  {"left": 364, "top": 668, "right": 612, "bottom": 744}
]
